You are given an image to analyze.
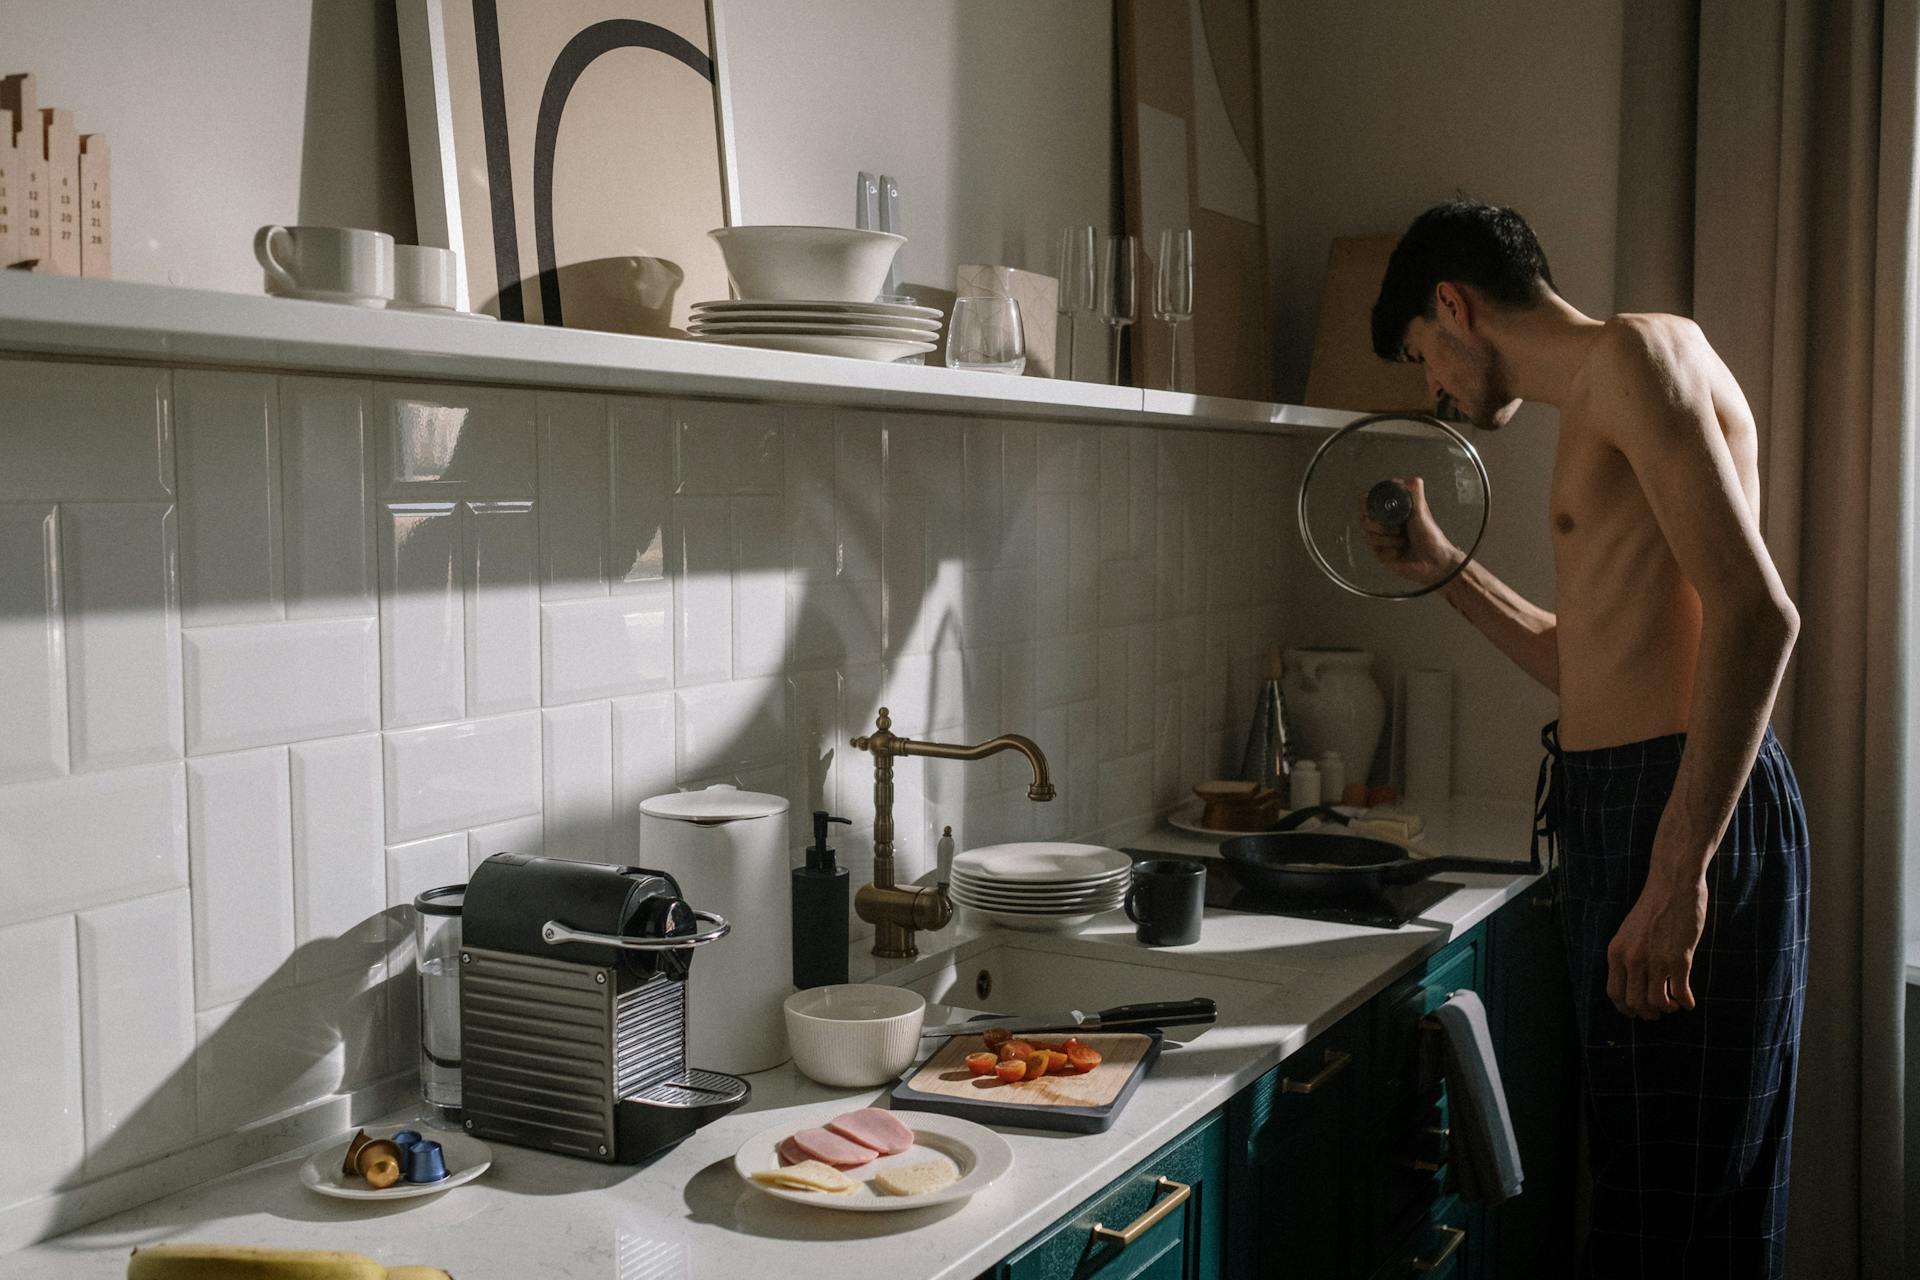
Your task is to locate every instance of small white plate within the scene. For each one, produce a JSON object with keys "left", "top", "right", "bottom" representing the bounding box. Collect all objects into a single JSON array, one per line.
[
  {"left": 299, "top": 1129, "right": 493, "bottom": 1200},
  {"left": 951, "top": 843, "right": 1132, "bottom": 884},
  {"left": 956, "top": 903, "right": 1105, "bottom": 932},
  {"left": 734, "top": 1110, "right": 1012, "bottom": 1212},
  {"left": 689, "top": 309, "right": 940, "bottom": 330},
  {"left": 697, "top": 298, "right": 944, "bottom": 321},
  {"left": 951, "top": 869, "right": 1129, "bottom": 894},
  {"left": 947, "top": 880, "right": 1127, "bottom": 906},
  {"left": 695, "top": 333, "right": 936, "bottom": 362},
  {"left": 689, "top": 320, "right": 941, "bottom": 341}
]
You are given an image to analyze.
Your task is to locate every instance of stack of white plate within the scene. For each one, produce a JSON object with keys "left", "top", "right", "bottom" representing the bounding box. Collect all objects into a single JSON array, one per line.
[
  {"left": 948, "top": 842, "right": 1132, "bottom": 933},
  {"left": 689, "top": 298, "right": 941, "bottom": 362}
]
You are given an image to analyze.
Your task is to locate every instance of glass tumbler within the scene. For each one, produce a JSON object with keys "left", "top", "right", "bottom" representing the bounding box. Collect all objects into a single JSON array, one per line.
[
  {"left": 948, "top": 295, "right": 1026, "bottom": 374},
  {"left": 413, "top": 884, "right": 465, "bottom": 1123}
]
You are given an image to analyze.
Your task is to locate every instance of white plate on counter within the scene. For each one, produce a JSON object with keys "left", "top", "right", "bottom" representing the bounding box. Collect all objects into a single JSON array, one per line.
[
  {"left": 299, "top": 1129, "right": 493, "bottom": 1200},
  {"left": 734, "top": 1110, "right": 1012, "bottom": 1212},
  {"left": 690, "top": 309, "right": 940, "bottom": 330},
  {"left": 951, "top": 842, "right": 1132, "bottom": 884},
  {"left": 689, "top": 320, "right": 940, "bottom": 340}
]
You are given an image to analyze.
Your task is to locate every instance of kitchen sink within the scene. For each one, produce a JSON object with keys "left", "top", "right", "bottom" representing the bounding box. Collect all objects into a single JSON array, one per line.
[{"left": 892, "top": 941, "right": 1277, "bottom": 1043}]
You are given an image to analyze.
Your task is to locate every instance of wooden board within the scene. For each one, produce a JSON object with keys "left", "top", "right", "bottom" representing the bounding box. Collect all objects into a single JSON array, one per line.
[
  {"left": 890, "top": 1032, "right": 1161, "bottom": 1134},
  {"left": 1302, "top": 235, "right": 1432, "bottom": 413}
]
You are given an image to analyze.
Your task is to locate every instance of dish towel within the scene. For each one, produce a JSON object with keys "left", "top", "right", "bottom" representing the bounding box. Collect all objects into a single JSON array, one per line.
[{"left": 1433, "top": 989, "right": 1524, "bottom": 1203}]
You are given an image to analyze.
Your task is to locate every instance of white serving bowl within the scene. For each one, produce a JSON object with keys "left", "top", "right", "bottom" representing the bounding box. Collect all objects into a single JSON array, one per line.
[
  {"left": 783, "top": 983, "right": 926, "bottom": 1088},
  {"left": 709, "top": 226, "right": 906, "bottom": 303}
]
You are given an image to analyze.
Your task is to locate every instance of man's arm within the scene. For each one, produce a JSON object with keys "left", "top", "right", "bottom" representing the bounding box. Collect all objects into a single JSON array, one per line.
[
  {"left": 1597, "top": 321, "right": 1800, "bottom": 1019},
  {"left": 1361, "top": 476, "right": 1559, "bottom": 692}
]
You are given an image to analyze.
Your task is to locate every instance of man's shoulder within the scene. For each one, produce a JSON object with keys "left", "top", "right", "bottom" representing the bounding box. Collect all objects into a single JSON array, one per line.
[{"left": 1577, "top": 314, "right": 1714, "bottom": 412}]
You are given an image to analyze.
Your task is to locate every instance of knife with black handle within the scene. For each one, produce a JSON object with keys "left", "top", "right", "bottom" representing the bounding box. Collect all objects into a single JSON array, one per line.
[{"left": 919, "top": 996, "right": 1217, "bottom": 1039}]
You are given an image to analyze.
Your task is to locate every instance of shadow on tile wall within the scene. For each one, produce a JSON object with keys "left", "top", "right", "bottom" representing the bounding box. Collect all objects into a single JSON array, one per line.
[{"left": 0, "top": 355, "right": 1293, "bottom": 1237}]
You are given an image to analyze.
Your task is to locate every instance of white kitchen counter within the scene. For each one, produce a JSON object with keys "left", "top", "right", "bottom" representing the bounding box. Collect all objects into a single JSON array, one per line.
[{"left": 0, "top": 847, "right": 1541, "bottom": 1280}]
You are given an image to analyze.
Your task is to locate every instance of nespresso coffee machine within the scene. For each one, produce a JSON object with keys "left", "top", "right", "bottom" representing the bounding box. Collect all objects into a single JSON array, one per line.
[{"left": 458, "top": 853, "right": 750, "bottom": 1163}]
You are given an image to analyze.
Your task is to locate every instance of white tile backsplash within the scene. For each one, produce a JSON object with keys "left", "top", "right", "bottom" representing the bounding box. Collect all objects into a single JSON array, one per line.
[{"left": 0, "top": 362, "right": 1292, "bottom": 1227}]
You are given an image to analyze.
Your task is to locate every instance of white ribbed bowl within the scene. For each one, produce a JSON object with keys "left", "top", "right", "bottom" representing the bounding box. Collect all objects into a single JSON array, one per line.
[
  {"left": 783, "top": 983, "right": 926, "bottom": 1088},
  {"left": 708, "top": 226, "right": 905, "bottom": 303}
]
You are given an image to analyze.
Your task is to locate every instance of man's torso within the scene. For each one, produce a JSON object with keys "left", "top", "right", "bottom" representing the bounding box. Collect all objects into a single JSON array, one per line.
[{"left": 1548, "top": 314, "right": 1763, "bottom": 751}]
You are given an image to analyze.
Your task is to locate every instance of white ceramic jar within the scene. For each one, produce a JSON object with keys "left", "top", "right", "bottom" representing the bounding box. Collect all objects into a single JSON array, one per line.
[
  {"left": 1281, "top": 648, "right": 1386, "bottom": 787},
  {"left": 639, "top": 784, "right": 791, "bottom": 1074}
]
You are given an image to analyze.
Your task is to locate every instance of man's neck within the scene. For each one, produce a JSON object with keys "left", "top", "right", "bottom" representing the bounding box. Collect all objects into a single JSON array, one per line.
[{"left": 1486, "top": 294, "right": 1607, "bottom": 409}]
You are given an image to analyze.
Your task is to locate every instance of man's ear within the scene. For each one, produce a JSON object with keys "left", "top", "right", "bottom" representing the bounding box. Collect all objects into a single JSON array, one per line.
[{"left": 1433, "top": 281, "right": 1473, "bottom": 333}]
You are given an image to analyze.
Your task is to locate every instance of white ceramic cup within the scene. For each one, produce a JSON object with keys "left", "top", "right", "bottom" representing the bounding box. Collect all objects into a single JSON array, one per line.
[
  {"left": 254, "top": 225, "right": 394, "bottom": 306},
  {"left": 391, "top": 244, "right": 460, "bottom": 311},
  {"left": 783, "top": 984, "right": 926, "bottom": 1088}
]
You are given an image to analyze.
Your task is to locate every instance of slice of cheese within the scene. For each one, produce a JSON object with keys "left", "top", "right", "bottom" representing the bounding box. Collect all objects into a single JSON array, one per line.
[
  {"left": 874, "top": 1160, "right": 959, "bottom": 1197},
  {"left": 750, "top": 1159, "right": 858, "bottom": 1194}
]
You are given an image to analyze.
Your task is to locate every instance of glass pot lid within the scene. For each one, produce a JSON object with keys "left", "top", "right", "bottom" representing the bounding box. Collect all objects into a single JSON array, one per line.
[{"left": 1296, "top": 412, "right": 1492, "bottom": 600}]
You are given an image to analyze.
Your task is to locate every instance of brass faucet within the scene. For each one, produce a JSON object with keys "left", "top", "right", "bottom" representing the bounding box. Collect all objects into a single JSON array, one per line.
[{"left": 849, "top": 707, "right": 1055, "bottom": 959}]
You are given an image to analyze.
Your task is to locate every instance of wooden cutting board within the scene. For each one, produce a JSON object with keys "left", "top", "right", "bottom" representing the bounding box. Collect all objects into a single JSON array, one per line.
[{"left": 890, "top": 1032, "right": 1162, "bottom": 1134}]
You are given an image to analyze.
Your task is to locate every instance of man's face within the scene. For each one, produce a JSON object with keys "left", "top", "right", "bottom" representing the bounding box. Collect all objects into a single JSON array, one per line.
[{"left": 1401, "top": 306, "right": 1521, "bottom": 430}]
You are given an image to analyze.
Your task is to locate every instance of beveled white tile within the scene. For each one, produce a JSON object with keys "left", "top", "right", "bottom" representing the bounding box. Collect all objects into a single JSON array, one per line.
[
  {"left": 1032, "top": 704, "right": 1068, "bottom": 840},
  {"left": 676, "top": 676, "right": 785, "bottom": 781},
  {"left": 173, "top": 369, "right": 281, "bottom": 628},
  {"left": 1127, "top": 626, "right": 1156, "bottom": 753},
  {"left": 76, "top": 890, "right": 195, "bottom": 1175},
  {"left": 378, "top": 501, "right": 463, "bottom": 728},
  {"left": 384, "top": 711, "right": 541, "bottom": 843},
  {"left": 962, "top": 421, "right": 1003, "bottom": 570},
  {"left": 787, "top": 579, "right": 881, "bottom": 670},
  {"left": 540, "top": 588, "right": 672, "bottom": 704},
  {"left": 0, "top": 360, "right": 172, "bottom": 502},
  {"left": 1034, "top": 500, "right": 1069, "bottom": 638},
  {"left": 0, "top": 503, "right": 67, "bottom": 781},
  {"left": 1155, "top": 491, "right": 1184, "bottom": 619},
  {"left": 1152, "top": 682, "right": 1182, "bottom": 810},
  {"left": 673, "top": 496, "right": 732, "bottom": 685},
  {"left": 465, "top": 500, "right": 539, "bottom": 716},
  {"left": 886, "top": 649, "right": 966, "bottom": 738},
  {"left": 1099, "top": 432, "right": 1130, "bottom": 562},
  {"left": 0, "top": 915, "right": 83, "bottom": 1206},
  {"left": 1129, "top": 431, "right": 1157, "bottom": 558},
  {"left": 383, "top": 831, "right": 468, "bottom": 1070},
  {"left": 543, "top": 702, "right": 612, "bottom": 862},
  {"left": 836, "top": 664, "right": 883, "bottom": 827},
  {"left": 881, "top": 499, "right": 931, "bottom": 657},
  {"left": 537, "top": 391, "right": 610, "bottom": 599},
  {"left": 610, "top": 396, "right": 671, "bottom": 590},
  {"left": 836, "top": 418, "right": 884, "bottom": 582},
  {"left": 612, "top": 691, "right": 676, "bottom": 858},
  {"left": 1035, "top": 633, "right": 1097, "bottom": 708},
  {"left": 1001, "top": 422, "right": 1037, "bottom": 568},
  {"left": 290, "top": 735, "right": 386, "bottom": 984},
  {"left": 62, "top": 502, "right": 183, "bottom": 770},
  {"left": 1097, "top": 628, "right": 1129, "bottom": 763},
  {"left": 1099, "top": 556, "right": 1156, "bottom": 627},
  {"left": 376, "top": 383, "right": 535, "bottom": 494},
  {"left": 962, "top": 567, "right": 1034, "bottom": 648},
  {"left": 188, "top": 748, "right": 295, "bottom": 1009},
  {"left": 1159, "top": 431, "right": 1209, "bottom": 493},
  {"left": 887, "top": 414, "right": 960, "bottom": 495},
  {"left": 784, "top": 411, "right": 836, "bottom": 579},
  {"left": 1067, "top": 698, "right": 1099, "bottom": 835},
  {"left": 196, "top": 965, "right": 385, "bottom": 1136},
  {"left": 468, "top": 813, "right": 545, "bottom": 873},
  {"left": 281, "top": 376, "right": 375, "bottom": 619},
  {"left": 674, "top": 398, "right": 781, "bottom": 494},
  {"left": 1098, "top": 749, "right": 1154, "bottom": 828},
  {"left": 732, "top": 496, "right": 786, "bottom": 678},
  {"left": 183, "top": 617, "right": 378, "bottom": 754},
  {"left": 1068, "top": 491, "right": 1099, "bottom": 632},
  {"left": 785, "top": 668, "right": 840, "bottom": 848},
  {"left": 0, "top": 762, "right": 188, "bottom": 927}
]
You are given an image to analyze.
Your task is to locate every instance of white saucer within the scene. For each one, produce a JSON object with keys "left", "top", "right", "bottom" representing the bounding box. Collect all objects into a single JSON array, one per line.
[
  {"left": 299, "top": 1128, "right": 492, "bottom": 1200},
  {"left": 734, "top": 1110, "right": 1012, "bottom": 1212},
  {"left": 689, "top": 308, "right": 939, "bottom": 330},
  {"left": 951, "top": 842, "right": 1132, "bottom": 884},
  {"left": 697, "top": 297, "right": 943, "bottom": 321},
  {"left": 690, "top": 321, "right": 942, "bottom": 341},
  {"left": 695, "top": 333, "right": 936, "bottom": 361}
]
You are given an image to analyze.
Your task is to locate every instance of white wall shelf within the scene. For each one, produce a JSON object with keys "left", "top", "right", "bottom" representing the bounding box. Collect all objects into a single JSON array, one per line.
[{"left": 0, "top": 275, "right": 1362, "bottom": 436}]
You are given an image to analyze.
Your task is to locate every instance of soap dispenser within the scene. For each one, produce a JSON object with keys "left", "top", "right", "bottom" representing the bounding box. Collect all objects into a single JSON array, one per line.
[{"left": 792, "top": 811, "right": 851, "bottom": 989}]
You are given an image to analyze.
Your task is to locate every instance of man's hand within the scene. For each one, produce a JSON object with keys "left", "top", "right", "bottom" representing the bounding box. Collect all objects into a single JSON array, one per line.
[
  {"left": 1606, "top": 873, "right": 1709, "bottom": 1018},
  {"left": 1359, "top": 476, "right": 1464, "bottom": 587}
]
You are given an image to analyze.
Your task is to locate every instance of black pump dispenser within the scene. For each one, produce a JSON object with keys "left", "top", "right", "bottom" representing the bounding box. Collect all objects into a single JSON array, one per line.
[{"left": 792, "top": 811, "right": 852, "bottom": 989}]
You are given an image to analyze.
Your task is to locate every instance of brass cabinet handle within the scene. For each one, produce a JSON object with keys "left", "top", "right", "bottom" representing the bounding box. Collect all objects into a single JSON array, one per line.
[
  {"left": 1090, "top": 1176, "right": 1191, "bottom": 1247},
  {"left": 1281, "top": 1048, "right": 1354, "bottom": 1095},
  {"left": 1412, "top": 1224, "right": 1466, "bottom": 1272},
  {"left": 1405, "top": 1158, "right": 1444, "bottom": 1172}
]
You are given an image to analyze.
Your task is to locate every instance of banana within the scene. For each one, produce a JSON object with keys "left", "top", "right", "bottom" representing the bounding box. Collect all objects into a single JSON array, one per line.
[{"left": 126, "top": 1242, "right": 452, "bottom": 1280}]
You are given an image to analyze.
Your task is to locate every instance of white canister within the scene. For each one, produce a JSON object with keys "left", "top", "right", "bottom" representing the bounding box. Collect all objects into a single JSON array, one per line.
[
  {"left": 1316, "top": 751, "right": 1346, "bottom": 807},
  {"left": 1281, "top": 648, "right": 1387, "bottom": 786},
  {"left": 1288, "top": 759, "right": 1322, "bottom": 810},
  {"left": 639, "top": 784, "right": 791, "bottom": 1074}
]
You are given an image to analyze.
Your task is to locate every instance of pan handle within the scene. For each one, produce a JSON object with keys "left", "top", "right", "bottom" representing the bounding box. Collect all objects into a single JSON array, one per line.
[
  {"left": 1382, "top": 855, "right": 1535, "bottom": 884},
  {"left": 1269, "top": 804, "right": 1352, "bottom": 834}
]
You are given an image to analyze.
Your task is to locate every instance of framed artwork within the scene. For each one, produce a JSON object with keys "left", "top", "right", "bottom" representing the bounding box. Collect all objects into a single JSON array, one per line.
[{"left": 398, "top": 0, "right": 740, "bottom": 335}]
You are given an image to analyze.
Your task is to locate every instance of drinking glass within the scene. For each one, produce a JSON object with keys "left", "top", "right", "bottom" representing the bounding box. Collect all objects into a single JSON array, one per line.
[
  {"left": 1153, "top": 228, "right": 1195, "bottom": 391},
  {"left": 1100, "top": 234, "right": 1138, "bottom": 385},
  {"left": 413, "top": 884, "right": 465, "bottom": 1123},
  {"left": 948, "top": 295, "right": 1026, "bottom": 374},
  {"left": 1055, "top": 225, "right": 1096, "bottom": 380}
]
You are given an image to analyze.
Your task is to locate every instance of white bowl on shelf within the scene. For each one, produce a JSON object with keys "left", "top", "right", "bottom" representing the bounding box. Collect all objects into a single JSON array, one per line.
[
  {"left": 708, "top": 226, "right": 906, "bottom": 303},
  {"left": 783, "top": 983, "right": 926, "bottom": 1087}
]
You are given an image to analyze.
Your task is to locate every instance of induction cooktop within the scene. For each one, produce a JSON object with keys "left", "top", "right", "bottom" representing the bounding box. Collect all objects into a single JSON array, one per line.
[{"left": 1120, "top": 849, "right": 1457, "bottom": 930}]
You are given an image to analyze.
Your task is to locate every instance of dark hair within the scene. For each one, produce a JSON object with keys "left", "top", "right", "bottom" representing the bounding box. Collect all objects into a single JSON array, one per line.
[{"left": 1370, "top": 199, "right": 1555, "bottom": 360}]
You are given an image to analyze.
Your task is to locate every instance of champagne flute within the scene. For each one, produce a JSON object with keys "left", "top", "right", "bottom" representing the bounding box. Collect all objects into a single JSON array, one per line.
[
  {"left": 1056, "top": 225, "right": 1096, "bottom": 380},
  {"left": 1153, "top": 228, "right": 1195, "bottom": 391},
  {"left": 1100, "top": 234, "right": 1138, "bottom": 385}
]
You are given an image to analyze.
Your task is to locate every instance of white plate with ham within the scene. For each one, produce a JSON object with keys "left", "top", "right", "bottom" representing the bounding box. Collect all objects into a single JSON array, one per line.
[{"left": 733, "top": 1107, "right": 1013, "bottom": 1212}]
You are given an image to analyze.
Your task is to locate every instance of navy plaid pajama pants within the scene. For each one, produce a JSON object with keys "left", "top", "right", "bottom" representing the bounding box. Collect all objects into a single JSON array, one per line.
[{"left": 1537, "top": 721, "right": 1810, "bottom": 1279}]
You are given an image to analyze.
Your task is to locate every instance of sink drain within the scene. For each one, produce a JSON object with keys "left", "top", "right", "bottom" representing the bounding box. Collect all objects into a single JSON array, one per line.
[{"left": 975, "top": 968, "right": 993, "bottom": 1001}]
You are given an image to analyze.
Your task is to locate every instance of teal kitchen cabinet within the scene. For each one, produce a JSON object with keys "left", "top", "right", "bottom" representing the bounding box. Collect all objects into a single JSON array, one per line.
[{"left": 996, "top": 1111, "right": 1229, "bottom": 1280}]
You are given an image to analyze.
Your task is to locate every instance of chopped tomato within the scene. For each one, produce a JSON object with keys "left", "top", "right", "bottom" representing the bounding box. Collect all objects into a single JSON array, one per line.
[
  {"left": 965, "top": 1052, "right": 999, "bottom": 1076},
  {"left": 1025, "top": 1050, "right": 1051, "bottom": 1080},
  {"left": 994, "top": 1058, "right": 1027, "bottom": 1083},
  {"left": 981, "top": 1027, "right": 1011, "bottom": 1050},
  {"left": 1066, "top": 1043, "right": 1103, "bottom": 1071},
  {"left": 1045, "top": 1050, "right": 1070, "bottom": 1073},
  {"left": 999, "top": 1038, "right": 1036, "bottom": 1062}
]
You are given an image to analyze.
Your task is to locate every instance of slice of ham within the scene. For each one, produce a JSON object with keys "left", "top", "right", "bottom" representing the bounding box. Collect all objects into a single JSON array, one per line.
[
  {"left": 826, "top": 1107, "right": 915, "bottom": 1156},
  {"left": 787, "top": 1126, "right": 876, "bottom": 1169},
  {"left": 776, "top": 1136, "right": 807, "bottom": 1167}
]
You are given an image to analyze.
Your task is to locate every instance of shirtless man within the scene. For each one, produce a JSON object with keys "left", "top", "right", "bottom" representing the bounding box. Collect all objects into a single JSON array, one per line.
[{"left": 1366, "top": 200, "right": 1809, "bottom": 1278}]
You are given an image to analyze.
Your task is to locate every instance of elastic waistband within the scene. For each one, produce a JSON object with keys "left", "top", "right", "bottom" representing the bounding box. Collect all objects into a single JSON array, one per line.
[{"left": 1541, "top": 720, "right": 1780, "bottom": 772}]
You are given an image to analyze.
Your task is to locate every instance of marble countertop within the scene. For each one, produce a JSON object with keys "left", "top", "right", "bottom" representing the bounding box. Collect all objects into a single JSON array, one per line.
[{"left": 3, "top": 808, "right": 1541, "bottom": 1280}]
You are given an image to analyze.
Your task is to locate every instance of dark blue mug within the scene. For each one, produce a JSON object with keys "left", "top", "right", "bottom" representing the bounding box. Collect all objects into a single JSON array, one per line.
[{"left": 1125, "top": 859, "right": 1205, "bottom": 947}]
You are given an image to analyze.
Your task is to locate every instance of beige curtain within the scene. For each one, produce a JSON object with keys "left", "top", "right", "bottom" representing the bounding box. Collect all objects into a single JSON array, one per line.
[{"left": 1615, "top": 1, "right": 1915, "bottom": 1275}]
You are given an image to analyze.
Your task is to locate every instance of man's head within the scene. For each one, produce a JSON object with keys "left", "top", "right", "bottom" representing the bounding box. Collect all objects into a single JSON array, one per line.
[{"left": 1371, "top": 199, "right": 1554, "bottom": 429}]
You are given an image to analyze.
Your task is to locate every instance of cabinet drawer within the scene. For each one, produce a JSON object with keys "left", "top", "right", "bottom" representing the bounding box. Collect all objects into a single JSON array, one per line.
[
  {"left": 1001, "top": 1112, "right": 1227, "bottom": 1280},
  {"left": 1374, "top": 944, "right": 1476, "bottom": 1113},
  {"left": 1366, "top": 1195, "right": 1471, "bottom": 1280}
]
